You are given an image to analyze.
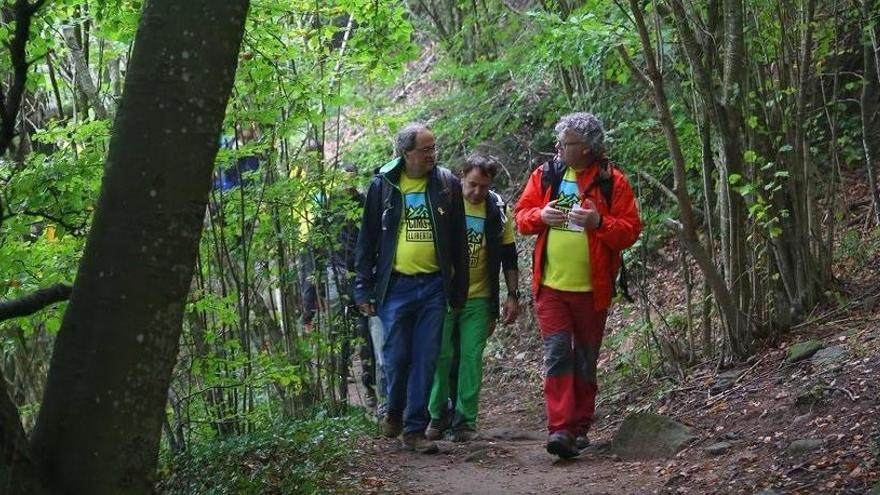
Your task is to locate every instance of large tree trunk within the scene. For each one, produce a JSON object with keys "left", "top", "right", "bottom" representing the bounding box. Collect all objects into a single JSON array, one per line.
[
  {"left": 862, "top": 0, "right": 880, "bottom": 225},
  {"left": 20, "top": 1, "right": 249, "bottom": 493}
]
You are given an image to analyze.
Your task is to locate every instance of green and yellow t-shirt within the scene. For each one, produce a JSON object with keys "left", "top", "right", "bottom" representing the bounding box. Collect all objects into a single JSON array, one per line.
[
  {"left": 393, "top": 173, "right": 440, "bottom": 274},
  {"left": 465, "top": 200, "right": 516, "bottom": 299},
  {"left": 542, "top": 167, "right": 592, "bottom": 292}
]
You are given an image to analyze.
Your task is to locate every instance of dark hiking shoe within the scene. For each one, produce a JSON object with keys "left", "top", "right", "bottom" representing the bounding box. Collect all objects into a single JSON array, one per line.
[
  {"left": 576, "top": 435, "right": 590, "bottom": 450},
  {"left": 380, "top": 413, "right": 402, "bottom": 438},
  {"left": 425, "top": 416, "right": 450, "bottom": 441},
  {"left": 402, "top": 433, "right": 439, "bottom": 454},
  {"left": 546, "top": 432, "right": 579, "bottom": 459},
  {"left": 452, "top": 427, "right": 478, "bottom": 443}
]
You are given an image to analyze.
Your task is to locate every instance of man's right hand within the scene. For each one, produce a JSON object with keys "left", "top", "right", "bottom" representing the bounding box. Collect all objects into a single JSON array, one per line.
[
  {"left": 540, "top": 199, "right": 566, "bottom": 227},
  {"left": 358, "top": 302, "right": 376, "bottom": 316}
]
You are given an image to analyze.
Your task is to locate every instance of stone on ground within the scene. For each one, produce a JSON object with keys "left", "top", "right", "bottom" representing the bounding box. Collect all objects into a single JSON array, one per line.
[
  {"left": 710, "top": 369, "right": 742, "bottom": 394},
  {"left": 810, "top": 346, "right": 847, "bottom": 367},
  {"left": 610, "top": 413, "right": 696, "bottom": 460},
  {"left": 786, "top": 340, "right": 823, "bottom": 363},
  {"left": 787, "top": 438, "right": 823, "bottom": 455},
  {"left": 705, "top": 441, "right": 732, "bottom": 456}
]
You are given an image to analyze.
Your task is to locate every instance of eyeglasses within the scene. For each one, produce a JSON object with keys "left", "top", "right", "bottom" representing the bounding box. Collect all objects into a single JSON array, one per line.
[
  {"left": 412, "top": 144, "right": 437, "bottom": 154},
  {"left": 555, "top": 140, "right": 583, "bottom": 149}
]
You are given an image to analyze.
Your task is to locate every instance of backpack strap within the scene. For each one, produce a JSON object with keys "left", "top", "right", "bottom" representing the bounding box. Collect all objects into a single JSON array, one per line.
[
  {"left": 486, "top": 190, "right": 507, "bottom": 237},
  {"left": 539, "top": 159, "right": 565, "bottom": 199},
  {"left": 588, "top": 158, "right": 635, "bottom": 303},
  {"left": 585, "top": 158, "right": 614, "bottom": 207}
]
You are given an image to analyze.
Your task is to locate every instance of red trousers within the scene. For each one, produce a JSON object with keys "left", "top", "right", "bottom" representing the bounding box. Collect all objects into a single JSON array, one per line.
[{"left": 536, "top": 287, "right": 607, "bottom": 436}]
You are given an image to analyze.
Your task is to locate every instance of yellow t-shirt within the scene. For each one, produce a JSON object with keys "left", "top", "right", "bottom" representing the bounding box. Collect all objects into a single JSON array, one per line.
[
  {"left": 393, "top": 174, "right": 439, "bottom": 274},
  {"left": 465, "top": 199, "right": 516, "bottom": 298},
  {"left": 542, "top": 168, "right": 592, "bottom": 292}
]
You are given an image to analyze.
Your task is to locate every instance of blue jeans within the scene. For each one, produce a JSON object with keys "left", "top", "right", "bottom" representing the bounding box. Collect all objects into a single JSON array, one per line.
[{"left": 378, "top": 272, "right": 446, "bottom": 434}]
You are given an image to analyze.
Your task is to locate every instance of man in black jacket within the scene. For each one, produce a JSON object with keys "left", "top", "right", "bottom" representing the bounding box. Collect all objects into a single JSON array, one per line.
[{"left": 355, "top": 123, "right": 468, "bottom": 454}]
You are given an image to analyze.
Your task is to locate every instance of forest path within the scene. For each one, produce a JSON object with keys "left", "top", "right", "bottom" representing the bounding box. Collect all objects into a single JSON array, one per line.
[
  {"left": 356, "top": 419, "right": 663, "bottom": 495},
  {"left": 347, "top": 319, "right": 880, "bottom": 495},
  {"left": 345, "top": 357, "right": 663, "bottom": 495}
]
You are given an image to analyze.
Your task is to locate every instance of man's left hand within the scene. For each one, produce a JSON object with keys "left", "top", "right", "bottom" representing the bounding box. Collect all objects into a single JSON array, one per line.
[
  {"left": 573, "top": 198, "right": 601, "bottom": 230},
  {"left": 502, "top": 297, "right": 520, "bottom": 324}
]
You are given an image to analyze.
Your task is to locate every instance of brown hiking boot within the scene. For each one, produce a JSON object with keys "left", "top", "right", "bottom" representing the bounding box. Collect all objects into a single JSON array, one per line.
[
  {"left": 425, "top": 416, "right": 449, "bottom": 441},
  {"left": 575, "top": 434, "right": 590, "bottom": 450},
  {"left": 546, "top": 431, "right": 578, "bottom": 459},
  {"left": 402, "top": 433, "right": 439, "bottom": 454},
  {"left": 380, "top": 413, "right": 402, "bottom": 438}
]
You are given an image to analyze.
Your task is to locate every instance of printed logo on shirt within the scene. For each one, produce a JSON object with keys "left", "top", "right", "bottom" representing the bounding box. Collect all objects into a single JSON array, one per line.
[
  {"left": 404, "top": 192, "right": 433, "bottom": 242},
  {"left": 554, "top": 177, "right": 581, "bottom": 232},
  {"left": 466, "top": 215, "right": 485, "bottom": 268}
]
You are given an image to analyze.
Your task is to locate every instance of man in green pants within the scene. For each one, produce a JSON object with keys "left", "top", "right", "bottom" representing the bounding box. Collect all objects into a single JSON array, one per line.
[{"left": 426, "top": 154, "right": 520, "bottom": 442}]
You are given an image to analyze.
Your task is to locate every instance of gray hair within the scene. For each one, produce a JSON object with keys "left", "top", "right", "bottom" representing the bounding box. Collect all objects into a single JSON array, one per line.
[
  {"left": 394, "top": 122, "right": 431, "bottom": 157},
  {"left": 555, "top": 112, "right": 605, "bottom": 155}
]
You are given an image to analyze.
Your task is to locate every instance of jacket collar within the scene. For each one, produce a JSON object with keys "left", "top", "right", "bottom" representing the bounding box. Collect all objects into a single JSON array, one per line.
[{"left": 378, "top": 156, "right": 441, "bottom": 185}]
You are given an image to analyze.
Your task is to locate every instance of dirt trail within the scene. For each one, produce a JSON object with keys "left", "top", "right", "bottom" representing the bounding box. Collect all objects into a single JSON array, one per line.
[
  {"left": 346, "top": 361, "right": 661, "bottom": 495},
  {"left": 348, "top": 317, "right": 880, "bottom": 495},
  {"left": 360, "top": 423, "right": 663, "bottom": 495}
]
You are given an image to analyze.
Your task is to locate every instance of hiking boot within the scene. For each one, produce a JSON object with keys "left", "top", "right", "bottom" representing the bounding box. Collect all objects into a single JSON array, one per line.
[
  {"left": 452, "top": 427, "right": 478, "bottom": 443},
  {"left": 575, "top": 434, "right": 590, "bottom": 450},
  {"left": 402, "top": 433, "right": 439, "bottom": 454},
  {"left": 380, "top": 413, "right": 402, "bottom": 438},
  {"left": 546, "top": 431, "right": 578, "bottom": 459},
  {"left": 425, "top": 416, "right": 450, "bottom": 441}
]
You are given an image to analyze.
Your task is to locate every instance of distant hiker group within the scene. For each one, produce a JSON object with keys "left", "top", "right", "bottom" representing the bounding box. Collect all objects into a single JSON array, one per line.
[{"left": 352, "top": 112, "right": 642, "bottom": 458}]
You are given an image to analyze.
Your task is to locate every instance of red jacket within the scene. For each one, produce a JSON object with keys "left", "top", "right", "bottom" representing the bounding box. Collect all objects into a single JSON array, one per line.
[{"left": 515, "top": 160, "right": 642, "bottom": 310}]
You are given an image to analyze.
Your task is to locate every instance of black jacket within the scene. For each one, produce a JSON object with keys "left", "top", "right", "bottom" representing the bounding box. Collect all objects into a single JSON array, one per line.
[
  {"left": 354, "top": 157, "right": 468, "bottom": 309},
  {"left": 482, "top": 191, "right": 519, "bottom": 319}
]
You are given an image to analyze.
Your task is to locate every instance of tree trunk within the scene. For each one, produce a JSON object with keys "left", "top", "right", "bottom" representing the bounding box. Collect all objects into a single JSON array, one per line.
[
  {"left": 862, "top": 0, "right": 880, "bottom": 225},
  {"left": 62, "top": 25, "right": 108, "bottom": 120},
  {"left": 627, "top": 0, "right": 751, "bottom": 360},
  {"left": 23, "top": 1, "right": 249, "bottom": 493}
]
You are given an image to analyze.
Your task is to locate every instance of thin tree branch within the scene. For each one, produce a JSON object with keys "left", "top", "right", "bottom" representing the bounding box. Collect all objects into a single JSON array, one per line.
[
  {"left": 22, "top": 209, "right": 90, "bottom": 233},
  {"left": 616, "top": 44, "right": 651, "bottom": 88},
  {"left": 0, "top": 284, "right": 72, "bottom": 322}
]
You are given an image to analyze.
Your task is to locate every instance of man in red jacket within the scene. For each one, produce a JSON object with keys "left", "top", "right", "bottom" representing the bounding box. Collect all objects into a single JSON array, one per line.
[{"left": 515, "top": 112, "right": 642, "bottom": 459}]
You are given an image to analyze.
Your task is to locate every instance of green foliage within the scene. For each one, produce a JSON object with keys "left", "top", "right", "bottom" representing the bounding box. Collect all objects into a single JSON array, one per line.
[{"left": 157, "top": 408, "right": 375, "bottom": 495}]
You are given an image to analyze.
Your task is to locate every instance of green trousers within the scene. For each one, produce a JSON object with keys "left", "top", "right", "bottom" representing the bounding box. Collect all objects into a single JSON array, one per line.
[{"left": 428, "top": 298, "right": 491, "bottom": 429}]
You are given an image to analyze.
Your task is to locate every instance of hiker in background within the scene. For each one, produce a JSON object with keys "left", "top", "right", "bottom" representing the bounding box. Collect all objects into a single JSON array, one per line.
[
  {"left": 355, "top": 123, "right": 468, "bottom": 454},
  {"left": 214, "top": 123, "right": 260, "bottom": 191},
  {"left": 329, "top": 164, "right": 384, "bottom": 409},
  {"left": 426, "top": 154, "right": 520, "bottom": 442},
  {"left": 301, "top": 164, "right": 376, "bottom": 404},
  {"left": 514, "top": 112, "right": 642, "bottom": 459}
]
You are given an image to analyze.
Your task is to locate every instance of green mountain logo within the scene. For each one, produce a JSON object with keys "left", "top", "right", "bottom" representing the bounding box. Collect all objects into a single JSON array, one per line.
[
  {"left": 557, "top": 192, "right": 578, "bottom": 209},
  {"left": 407, "top": 204, "right": 429, "bottom": 219}
]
